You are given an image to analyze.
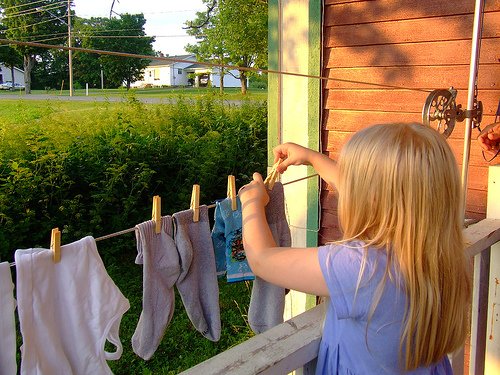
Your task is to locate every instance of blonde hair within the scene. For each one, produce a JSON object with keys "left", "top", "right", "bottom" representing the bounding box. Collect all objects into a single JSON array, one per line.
[{"left": 337, "top": 123, "right": 471, "bottom": 370}]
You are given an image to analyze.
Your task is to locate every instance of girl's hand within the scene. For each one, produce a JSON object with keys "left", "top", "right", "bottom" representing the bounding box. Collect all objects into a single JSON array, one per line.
[
  {"left": 273, "top": 142, "right": 313, "bottom": 173},
  {"left": 273, "top": 142, "right": 339, "bottom": 188},
  {"left": 478, "top": 122, "right": 500, "bottom": 162},
  {"left": 239, "top": 172, "right": 269, "bottom": 209}
]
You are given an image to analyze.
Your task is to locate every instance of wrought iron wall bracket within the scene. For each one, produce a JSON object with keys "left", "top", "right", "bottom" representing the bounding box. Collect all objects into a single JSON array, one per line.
[{"left": 422, "top": 87, "right": 483, "bottom": 138}]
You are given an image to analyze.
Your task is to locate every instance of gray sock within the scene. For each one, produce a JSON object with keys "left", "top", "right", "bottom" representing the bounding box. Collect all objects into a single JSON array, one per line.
[
  {"left": 248, "top": 182, "right": 291, "bottom": 334},
  {"left": 173, "top": 205, "right": 221, "bottom": 341},
  {"left": 0, "top": 262, "right": 16, "bottom": 375},
  {"left": 132, "top": 217, "right": 180, "bottom": 360}
]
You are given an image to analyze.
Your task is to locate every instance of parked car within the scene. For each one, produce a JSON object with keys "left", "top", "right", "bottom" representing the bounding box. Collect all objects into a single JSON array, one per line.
[{"left": 0, "top": 81, "right": 25, "bottom": 90}]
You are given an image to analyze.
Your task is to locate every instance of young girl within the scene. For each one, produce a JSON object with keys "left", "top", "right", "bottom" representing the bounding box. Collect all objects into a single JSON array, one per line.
[{"left": 239, "top": 123, "right": 471, "bottom": 374}]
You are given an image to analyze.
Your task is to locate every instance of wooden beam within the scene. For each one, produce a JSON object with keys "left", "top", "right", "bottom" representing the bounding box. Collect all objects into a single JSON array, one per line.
[
  {"left": 180, "top": 304, "right": 326, "bottom": 375},
  {"left": 324, "top": 90, "right": 500, "bottom": 117},
  {"left": 324, "top": 12, "right": 500, "bottom": 47},
  {"left": 324, "top": 39, "right": 500, "bottom": 68},
  {"left": 464, "top": 219, "right": 500, "bottom": 258},
  {"left": 324, "top": 0, "right": 500, "bottom": 26},
  {"left": 323, "top": 65, "right": 499, "bottom": 90}
]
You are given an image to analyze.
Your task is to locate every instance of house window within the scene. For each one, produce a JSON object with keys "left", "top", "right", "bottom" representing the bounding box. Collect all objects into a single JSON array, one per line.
[
  {"left": 154, "top": 68, "right": 160, "bottom": 80},
  {"left": 177, "top": 69, "right": 183, "bottom": 75}
]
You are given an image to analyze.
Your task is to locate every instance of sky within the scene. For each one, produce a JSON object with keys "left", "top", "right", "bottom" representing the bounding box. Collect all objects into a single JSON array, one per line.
[{"left": 73, "top": 0, "right": 207, "bottom": 56}]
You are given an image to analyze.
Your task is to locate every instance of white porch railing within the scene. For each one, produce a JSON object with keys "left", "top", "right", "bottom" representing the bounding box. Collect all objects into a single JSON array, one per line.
[{"left": 180, "top": 218, "right": 500, "bottom": 375}]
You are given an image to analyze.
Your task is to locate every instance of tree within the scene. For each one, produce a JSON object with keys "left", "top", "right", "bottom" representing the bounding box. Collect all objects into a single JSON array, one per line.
[
  {"left": 0, "top": 0, "right": 69, "bottom": 93},
  {"left": 31, "top": 48, "right": 69, "bottom": 89},
  {"left": 185, "top": 0, "right": 268, "bottom": 95},
  {"left": 77, "top": 14, "right": 154, "bottom": 89},
  {"left": 186, "top": 3, "right": 229, "bottom": 94}
]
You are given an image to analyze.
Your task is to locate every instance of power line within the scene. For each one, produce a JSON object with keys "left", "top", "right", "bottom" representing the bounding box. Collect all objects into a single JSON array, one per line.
[
  {"left": 138, "top": 9, "right": 200, "bottom": 15},
  {"left": 79, "top": 28, "right": 143, "bottom": 34},
  {"left": 0, "top": 0, "right": 52, "bottom": 12},
  {"left": 1, "top": 1, "right": 67, "bottom": 18},
  {"left": 0, "top": 33, "right": 193, "bottom": 47},
  {"left": 1, "top": 31, "right": 67, "bottom": 39},
  {"left": 78, "top": 35, "right": 182, "bottom": 39},
  {"left": 77, "top": 8, "right": 201, "bottom": 18},
  {"left": 4, "top": 16, "right": 66, "bottom": 32},
  {"left": 0, "top": 33, "right": 191, "bottom": 45},
  {"left": 30, "top": 35, "right": 67, "bottom": 43},
  {"left": 0, "top": 38, "right": 433, "bottom": 93},
  {"left": 4, "top": 28, "right": 146, "bottom": 40}
]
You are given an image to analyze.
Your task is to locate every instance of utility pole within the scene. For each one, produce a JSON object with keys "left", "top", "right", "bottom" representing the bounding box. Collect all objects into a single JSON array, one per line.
[{"left": 67, "top": 0, "right": 73, "bottom": 96}]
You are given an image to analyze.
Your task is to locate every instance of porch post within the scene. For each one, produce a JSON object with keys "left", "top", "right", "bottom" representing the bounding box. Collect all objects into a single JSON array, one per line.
[
  {"left": 267, "top": 0, "right": 321, "bottom": 330},
  {"left": 484, "top": 165, "right": 500, "bottom": 374}
]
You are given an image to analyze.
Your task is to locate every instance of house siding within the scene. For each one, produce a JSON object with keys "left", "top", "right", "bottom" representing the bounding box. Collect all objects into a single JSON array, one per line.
[
  {"left": 321, "top": 0, "right": 500, "bottom": 243},
  {"left": 131, "top": 56, "right": 244, "bottom": 88},
  {"left": 210, "top": 68, "right": 243, "bottom": 88},
  {"left": 0, "top": 64, "right": 24, "bottom": 84}
]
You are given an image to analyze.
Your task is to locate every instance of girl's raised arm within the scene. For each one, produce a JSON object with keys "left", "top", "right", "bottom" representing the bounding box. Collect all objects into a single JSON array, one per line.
[
  {"left": 239, "top": 172, "right": 329, "bottom": 297},
  {"left": 273, "top": 143, "right": 339, "bottom": 188}
]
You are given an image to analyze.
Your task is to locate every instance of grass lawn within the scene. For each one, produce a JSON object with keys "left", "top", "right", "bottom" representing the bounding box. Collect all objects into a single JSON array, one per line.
[
  {"left": 1, "top": 97, "right": 263, "bottom": 373},
  {"left": 0, "top": 98, "right": 124, "bottom": 123},
  {"left": 0, "top": 86, "right": 268, "bottom": 101}
]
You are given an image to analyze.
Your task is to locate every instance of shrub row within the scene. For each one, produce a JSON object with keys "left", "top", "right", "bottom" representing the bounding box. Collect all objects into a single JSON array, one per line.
[{"left": 0, "top": 96, "right": 268, "bottom": 261}]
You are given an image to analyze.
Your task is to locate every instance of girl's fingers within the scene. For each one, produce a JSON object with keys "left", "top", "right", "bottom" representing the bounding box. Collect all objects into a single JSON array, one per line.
[
  {"left": 276, "top": 160, "right": 290, "bottom": 173},
  {"left": 253, "top": 172, "right": 264, "bottom": 183}
]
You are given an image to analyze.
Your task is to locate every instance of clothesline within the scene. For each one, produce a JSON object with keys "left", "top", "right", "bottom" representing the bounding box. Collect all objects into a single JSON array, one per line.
[
  {"left": 95, "top": 173, "right": 319, "bottom": 241},
  {"left": 0, "top": 38, "right": 432, "bottom": 93},
  {"left": 8, "top": 173, "right": 319, "bottom": 267}
]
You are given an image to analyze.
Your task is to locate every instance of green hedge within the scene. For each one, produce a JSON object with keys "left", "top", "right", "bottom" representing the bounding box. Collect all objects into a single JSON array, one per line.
[
  {"left": 1, "top": 96, "right": 267, "bottom": 372},
  {"left": 0, "top": 96, "right": 267, "bottom": 261}
]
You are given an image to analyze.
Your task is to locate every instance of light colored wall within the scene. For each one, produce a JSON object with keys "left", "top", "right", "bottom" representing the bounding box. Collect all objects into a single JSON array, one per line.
[
  {"left": 486, "top": 165, "right": 500, "bottom": 374},
  {"left": 268, "top": 0, "right": 321, "bottom": 321},
  {"left": 131, "top": 65, "right": 172, "bottom": 87},
  {"left": 131, "top": 61, "right": 243, "bottom": 87},
  {"left": 211, "top": 69, "right": 243, "bottom": 88},
  {"left": 170, "top": 65, "right": 189, "bottom": 86},
  {"left": 0, "top": 64, "right": 24, "bottom": 84}
]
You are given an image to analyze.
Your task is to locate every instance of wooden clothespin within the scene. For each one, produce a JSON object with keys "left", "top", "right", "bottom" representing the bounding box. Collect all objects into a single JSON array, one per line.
[
  {"left": 190, "top": 184, "right": 200, "bottom": 222},
  {"left": 51, "top": 227, "right": 61, "bottom": 263},
  {"left": 152, "top": 195, "right": 161, "bottom": 234},
  {"left": 227, "top": 175, "right": 237, "bottom": 211},
  {"left": 264, "top": 159, "right": 282, "bottom": 190}
]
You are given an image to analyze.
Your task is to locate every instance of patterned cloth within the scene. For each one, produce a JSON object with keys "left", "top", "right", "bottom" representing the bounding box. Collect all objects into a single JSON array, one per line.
[{"left": 211, "top": 197, "right": 254, "bottom": 282}]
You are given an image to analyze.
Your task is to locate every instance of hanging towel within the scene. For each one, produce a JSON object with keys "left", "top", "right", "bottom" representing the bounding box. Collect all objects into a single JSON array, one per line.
[
  {"left": 15, "top": 236, "right": 130, "bottom": 375},
  {"left": 248, "top": 182, "right": 291, "bottom": 334},
  {"left": 211, "top": 197, "right": 254, "bottom": 282},
  {"left": 132, "top": 216, "right": 180, "bottom": 360},
  {"left": 0, "top": 262, "right": 17, "bottom": 375},
  {"left": 173, "top": 205, "right": 221, "bottom": 342}
]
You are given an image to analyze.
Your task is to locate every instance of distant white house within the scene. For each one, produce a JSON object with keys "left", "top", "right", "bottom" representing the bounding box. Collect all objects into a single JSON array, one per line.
[
  {"left": 0, "top": 63, "right": 24, "bottom": 84},
  {"left": 130, "top": 54, "right": 244, "bottom": 88}
]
